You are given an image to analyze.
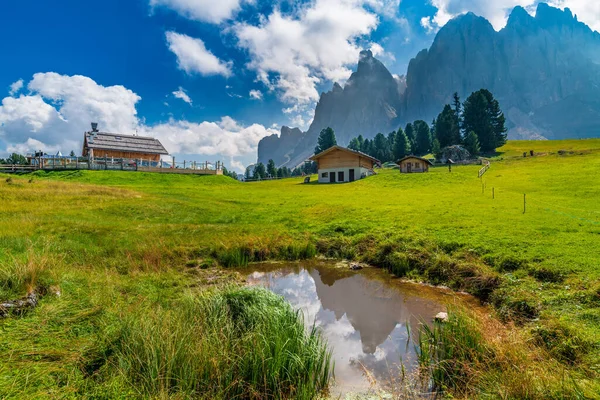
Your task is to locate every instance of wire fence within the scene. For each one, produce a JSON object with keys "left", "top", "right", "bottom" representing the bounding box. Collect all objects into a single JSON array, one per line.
[{"left": 478, "top": 178, "right": 600, "bottom": 225}]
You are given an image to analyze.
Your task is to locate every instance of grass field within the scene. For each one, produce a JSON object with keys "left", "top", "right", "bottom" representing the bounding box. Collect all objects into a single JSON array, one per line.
[{"left": 1, "top": 139, "right": 600, "bottom": 398}]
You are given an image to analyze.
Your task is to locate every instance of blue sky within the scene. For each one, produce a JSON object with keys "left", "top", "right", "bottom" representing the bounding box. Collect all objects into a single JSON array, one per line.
[{"left": 1, "top": 0, "right": 598, "bottom": 171}]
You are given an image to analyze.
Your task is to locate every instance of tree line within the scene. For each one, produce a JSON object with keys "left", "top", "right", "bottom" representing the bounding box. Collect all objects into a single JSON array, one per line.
[
  {"left": 245, "top": 160, "right": 317, "bottom": 180},
  {"left": 345, "top": 89, "right": 507, "bottom": 162}
]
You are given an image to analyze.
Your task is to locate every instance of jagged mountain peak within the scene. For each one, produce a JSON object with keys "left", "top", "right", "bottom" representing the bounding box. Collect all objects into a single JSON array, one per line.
[{"left": 258, "top": 3, "right": 600, "bottom": 167}]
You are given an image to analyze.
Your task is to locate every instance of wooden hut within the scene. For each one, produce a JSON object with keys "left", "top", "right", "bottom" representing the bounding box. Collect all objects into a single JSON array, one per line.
[
  {"left": 82, "top": 123, "right": 168, "bottom": 163},
  {"left": 397, "top": 156, "right": 433, "bottom": 173},
  {"left": 309, "top": 146, "right": 379, "bottom": 183}
]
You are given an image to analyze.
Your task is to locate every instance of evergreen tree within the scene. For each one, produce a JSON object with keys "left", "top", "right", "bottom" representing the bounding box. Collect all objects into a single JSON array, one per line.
[
  {"left": 434, "top": 104, "right": 456, "bottom": 148},
  {"left": 348, "top": 137, "right": 361, "bottom": 151},
  {"left": 245, "top": 166, "right": 253, "bottom": 180},
  {"left": 404, "top": 123, "right": 415, "bottom": 148},
  {"left": 253, "top": 162, "right": 266, "bottom": 179},
  {"left": 314, "top": 127, "right": 337, "bottom": 154},
  {"left": 463, "top": 89, "right": 507, "bottom": 152},
  {"left": 373, "top": 133, "right": 392, "bottom": 162},
  {"left": 452, "top": 92, "right": 462, "bottom": 141},
  {"left": 432, "top": 138, "right": 442, "bottom": 159},
  {"left": 69, "top": 150, "right": 76, "bottom": 157},
  {"left": 1, "top": 153, "right": 28, "bottom": 165},
  {"left": 362, "top": 138, "right": 373, "bottom": 157},
  {"left": 266, "top": 159, "right": 277, "bottom": 178},
  {"left": 393, "top": 128, "right": 411, "bottom": 160},
  {"left": 357, "top": 135, "right": 365, "bottom": 152},
  {"left": 464, "top": 130, "right": 481, "bottom": 156},
  {"left": 413, "top": 120, "right": 432, "bottom": 155}
]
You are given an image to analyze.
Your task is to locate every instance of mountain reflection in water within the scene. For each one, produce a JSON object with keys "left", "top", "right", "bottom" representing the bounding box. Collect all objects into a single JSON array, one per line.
[{"left": 247, "top": 265, "right": 445, "bottom": 394}]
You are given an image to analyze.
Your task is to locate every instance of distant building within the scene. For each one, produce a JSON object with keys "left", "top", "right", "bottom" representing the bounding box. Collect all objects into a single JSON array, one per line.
[
  {"left": 309, "top": 146, "right": 379, "bottom": 183},
  {"left": 397, "top": 156, "right": 433, "bottom": 173},
  {"left": 82, "top": 123, "right": 168, "bottom": 162}
]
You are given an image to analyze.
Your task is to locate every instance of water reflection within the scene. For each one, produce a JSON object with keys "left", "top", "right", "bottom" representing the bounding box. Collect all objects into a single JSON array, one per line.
[{"left": 247, "top": 265, "right": 445, "bottom": 394}]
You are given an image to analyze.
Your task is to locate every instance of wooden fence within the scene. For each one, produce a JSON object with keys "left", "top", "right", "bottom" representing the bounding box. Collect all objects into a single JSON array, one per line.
[
  {"left": 1, "top": 157, "right": 224, "bottom": 176},
  {"left": 478, "top": 160, "right": 491, "bottom": 178}
]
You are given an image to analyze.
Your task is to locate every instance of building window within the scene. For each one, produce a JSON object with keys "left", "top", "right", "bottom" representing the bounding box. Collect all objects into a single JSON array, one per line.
[
  {"left": 321, "top": 172, "right": 328, "bottom": 178},
  {"left": 415, "top": 162, "right": 420, "bottom": 169}
]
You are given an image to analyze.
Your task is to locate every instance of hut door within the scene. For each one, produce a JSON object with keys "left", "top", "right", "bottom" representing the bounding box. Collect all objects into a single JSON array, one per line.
[
  {"left": 349, "top": 169, "right": 355, "bottom": 182},
  {"left": 407, "top": 163, "right": 412, "bottom": 173},
  {"left": 330, "top": 173, "right": 336, "bottom": 183}
]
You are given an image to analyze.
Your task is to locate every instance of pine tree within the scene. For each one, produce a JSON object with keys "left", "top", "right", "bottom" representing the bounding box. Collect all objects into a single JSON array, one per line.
[
  {"left": 348, "top": 137, "right": 361, "bottom": 151},
  {"left": 432, "top": 138, "right": 441, "bottom": 159},
  {"left": 393, "top": 128, "right": 411, "bottom": 160},
  {"left": 266, "top": 159, "right": 277, "bottom": 178},
  {"left": 463, "top": 89, "right": 506, "bottom": 152},
  {"left": 314, "top": 127, "right": 337, "bottom": 154},
  {"left": 253, "top": 162, "right": 266, "bottom": 179},
  {"left": 405, "top": 123, "right": 415, "bottom": 148},
  {"left": 452, "top": 92, "right": 462, "bottom": 142},
  {"left": 245, "top": 166, "right": 252, "bottom": 180},
  {"left": 413, "top": 120, "right": 432, "bottom": 155},
  {"left": 464, "top": 131, "right": 481, "bottom": 156},
  {"left": 373, "top": 133, "right": 392, "bottom": 162},
  {"left": 434, "top": 104, "right": 456, "bottom": 148}
]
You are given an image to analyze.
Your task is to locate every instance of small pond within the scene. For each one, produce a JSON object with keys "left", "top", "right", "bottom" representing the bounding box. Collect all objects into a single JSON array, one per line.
[{"left": 246, "top": 262, "right": 459, "bottom": 395}]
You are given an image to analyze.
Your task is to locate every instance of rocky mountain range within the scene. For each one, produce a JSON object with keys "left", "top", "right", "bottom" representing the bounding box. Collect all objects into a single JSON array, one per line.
[{"left": 258, "top": 3, "right": 600, "bottom": 168}]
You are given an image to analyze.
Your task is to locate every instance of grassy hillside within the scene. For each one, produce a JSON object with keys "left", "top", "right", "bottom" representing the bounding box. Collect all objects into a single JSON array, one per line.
[{"left": 1, "top": 139, "right": 600, "bottom": 398}]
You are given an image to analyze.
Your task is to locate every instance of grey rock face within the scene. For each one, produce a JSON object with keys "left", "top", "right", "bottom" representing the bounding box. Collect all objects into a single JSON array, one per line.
[{"left": 258, "top": 3, "right": 600, "bottom": 167}]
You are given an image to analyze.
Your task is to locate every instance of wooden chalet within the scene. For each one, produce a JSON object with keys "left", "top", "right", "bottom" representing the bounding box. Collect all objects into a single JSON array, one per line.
[
  {"left": 82, "top": 123, "right": 168, "bottom": 162},
  {"left": 397, "top": 155, "right": 433, "bottom": 173},
  {"left": 309, "top": 146, "right": 379, "bottom": 183}
]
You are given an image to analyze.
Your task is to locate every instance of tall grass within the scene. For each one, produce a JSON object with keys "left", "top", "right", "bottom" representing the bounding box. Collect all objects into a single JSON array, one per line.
[
  {"left": 417, "top": 309, "right": 589, "bottom": 398},
  {"left": 112, "top": 287, "right": 332, "bottom": 399},
  {"left": 0, "top": 246, "right": 56, "bottom": 299}
]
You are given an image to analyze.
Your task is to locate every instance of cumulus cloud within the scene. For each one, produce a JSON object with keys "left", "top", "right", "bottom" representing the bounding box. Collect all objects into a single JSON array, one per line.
[
  {"left": 0, "top": 73, "right": 274, "bottom": 171},
  {"left": 150, "top": 0, "right": 249, "bottom": 24},
  {"left": 166, "top": 31, "right": 232, "bottom": 77},
  {"left": 249, "top": 89, "right": 263, "bottom": 100},
  {"left": 234, "top": 0, "right": 380, "bottom": 105},
  {"left": 8, "top": 79, "right": 24, "bottom": 96},
  {"left": 142, "top": 116, "right": 277, "bottom": 159},
  {"left": 421, "top": 0, "right": 600, "bottom": 32},
  {"left": 172, "top": 86, "right": 192, "bottom": 104}
]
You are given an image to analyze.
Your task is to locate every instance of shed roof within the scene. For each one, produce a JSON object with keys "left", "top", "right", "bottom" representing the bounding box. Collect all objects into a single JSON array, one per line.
[
  {"left": 84, "top": 132, "right": 168, "bottom": 155},
  {"left": 309, "top": 145, "right": 380, "bottom": 163},
  {"left": 396, "top": 155, "right": 433, "bottom": 165}
]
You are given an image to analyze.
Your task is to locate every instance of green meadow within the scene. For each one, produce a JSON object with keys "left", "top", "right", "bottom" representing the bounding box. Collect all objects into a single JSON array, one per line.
[{"left": 1, "top": 139, "right": 600, "bottom": 398}]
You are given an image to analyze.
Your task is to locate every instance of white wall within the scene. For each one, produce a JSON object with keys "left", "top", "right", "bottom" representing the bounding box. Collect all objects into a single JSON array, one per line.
[{"left": 317, "top": 167, "right": 371, "bottom": 183}]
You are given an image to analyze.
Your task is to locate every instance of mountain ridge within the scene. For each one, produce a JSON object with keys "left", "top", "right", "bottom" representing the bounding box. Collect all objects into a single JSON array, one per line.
[{"left": 258, "top": 3, "right": 600, "bottom": 168}]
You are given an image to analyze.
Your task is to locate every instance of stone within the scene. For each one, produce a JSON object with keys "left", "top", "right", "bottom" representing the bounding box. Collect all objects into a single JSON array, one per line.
[{"left": 434, "top": 312, "right": 449, "bottom": 323}]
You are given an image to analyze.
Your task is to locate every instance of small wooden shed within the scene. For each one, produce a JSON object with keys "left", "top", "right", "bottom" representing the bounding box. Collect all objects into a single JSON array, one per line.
[
  {"left": 397, "top": 156, "right": 433, "bottom": 173},
  {"left": 309, "top": 146, "right": 379, "bottom": 183},
  {"left": 82, "top": 124, "right": 168, "bottom": 162}
]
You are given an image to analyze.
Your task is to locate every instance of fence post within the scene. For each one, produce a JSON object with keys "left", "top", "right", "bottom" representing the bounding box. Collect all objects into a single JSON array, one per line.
[
  {"left": 523, "top": 194, "right": 526, "bottom": 214},
  {"left": 183, "top": 160, "right": 186, "bottom": 169},
  {"left": 160, "top": 159, "right": 163, "bottom": 169}
]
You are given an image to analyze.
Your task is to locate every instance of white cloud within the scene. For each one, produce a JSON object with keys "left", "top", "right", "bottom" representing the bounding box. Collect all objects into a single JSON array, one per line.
[
  {"left": 166, "top": 31, "right": 232, "bottom": 77},
  {"left": 249, "top": 89, "right": 263, "bottom": 100},
  {"left": 234, "top": 0, "right": 381, "bottom": 105},
  {"left": 0, "top": 73, "right": 272, "bottom": 172},
  {"left": 421, "top": 0, "right": 600, "bottom": 32},
  {"left": 172, "top": 86, "right": 192, "bottom": 104},
  {"left": 142, "top": 117, "right": 278, "bottom": 169},
  {"left": 8, "top": 79, "right": 24, "bottom": 96},
  {"left": 149, "top": 0, "right": 249, "bottom": 24}
]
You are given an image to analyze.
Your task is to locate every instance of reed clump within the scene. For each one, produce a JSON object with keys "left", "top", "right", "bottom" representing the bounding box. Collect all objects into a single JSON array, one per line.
[{"left": 110, "top": 287, "right": 332, "bottom": 399}]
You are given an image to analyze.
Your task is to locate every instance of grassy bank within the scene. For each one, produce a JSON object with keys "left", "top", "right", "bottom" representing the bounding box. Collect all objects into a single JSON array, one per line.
[{"left": 1, "top": 139, "right": 600, "bottom": 397}]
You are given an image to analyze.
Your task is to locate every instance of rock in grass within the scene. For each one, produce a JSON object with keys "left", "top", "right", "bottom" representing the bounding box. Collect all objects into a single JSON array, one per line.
[
  {"left": 434, "top": 311, "right": 449, "bottom": 323},
  {"left": 350, "top": 263, "right": 363, "bottom": 271}
]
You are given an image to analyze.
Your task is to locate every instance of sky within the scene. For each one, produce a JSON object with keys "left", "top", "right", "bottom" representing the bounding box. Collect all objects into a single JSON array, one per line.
[{"left": 1, "top": 0, "right": 599, "bottom": 171}]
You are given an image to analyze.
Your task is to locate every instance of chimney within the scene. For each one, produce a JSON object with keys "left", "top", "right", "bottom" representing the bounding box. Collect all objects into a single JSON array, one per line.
[{"left": 91, "top": 122, "right": 98, "bottom": 132}]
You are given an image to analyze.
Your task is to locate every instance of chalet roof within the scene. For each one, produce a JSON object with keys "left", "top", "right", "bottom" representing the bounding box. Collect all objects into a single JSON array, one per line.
[
  {"left": 84, "top": 132, "right": 168, "bottom": 155},
  {"left": 396, "top": 155, "right": 433, "bottom": 165},
  {"left": 309, "top": 145, "right": 380, "bottom": 163}
]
